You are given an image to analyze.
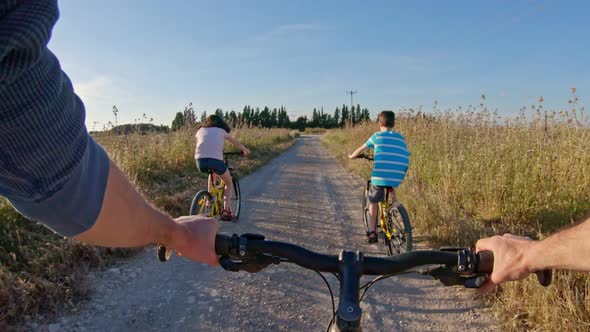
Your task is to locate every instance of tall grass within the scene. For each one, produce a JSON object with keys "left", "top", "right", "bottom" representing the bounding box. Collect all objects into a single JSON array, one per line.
[
  {"left": 0, "top": 127, "right": 294, "bottom": 328},
  {"left": 93, "top": 127, "right": 294, "bottom": 215},
  {"left": 0, "top": 200, "right": 133, "bottom": 330},
  {"left": 323, "top": 104, "right": 590, "bottom": 331}
]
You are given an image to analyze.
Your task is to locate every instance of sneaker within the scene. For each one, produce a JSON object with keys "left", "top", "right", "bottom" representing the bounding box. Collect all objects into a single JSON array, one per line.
[
  {"left": 221, "top": 209, "right": 238, "bottom": 222},
  {"left": 366, "top": 231, "right": 377, "bottom": 243}
]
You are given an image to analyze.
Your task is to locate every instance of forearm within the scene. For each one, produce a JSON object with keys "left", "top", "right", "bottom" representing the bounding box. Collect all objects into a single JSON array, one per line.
[
  {"left": 235, "top": 141, "right": 247, "bottom": 151},
  {"left": 232, "top": 139, "right": 247, "bottom": 151},
  {"left": 349, "top": 145, "right": 368, "bottom": 158},
  {"left": 74, "top": 160, "right": 186, "bottom": 248},
  {"left": 226, "top": 135, "right": 249, "bottom": 153},
  {"left": 524, "top": 216, "right": 590, "bottom": 272}
]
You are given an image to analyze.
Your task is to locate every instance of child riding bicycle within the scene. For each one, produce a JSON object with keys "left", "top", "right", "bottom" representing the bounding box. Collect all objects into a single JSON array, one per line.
[
  {"left": 349, "top": 111, "right": 410, "bottom": 243},
  {"left": 195, "top": 115, "right": 250, "bottom": 221}
]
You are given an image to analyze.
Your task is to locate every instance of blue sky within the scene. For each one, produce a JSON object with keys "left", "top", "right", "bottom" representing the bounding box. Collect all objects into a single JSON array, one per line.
[{"left": 48, "top": 0, "right": 589, "bottom": 128}]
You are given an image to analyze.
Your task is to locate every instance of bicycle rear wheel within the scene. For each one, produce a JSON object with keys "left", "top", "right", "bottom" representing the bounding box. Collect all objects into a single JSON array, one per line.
[
  {"left": 384, "top": 202, "right": 413, "bottom": 255},
  {"left": 190, "top": 190, "right": 215, "bottom": 216},
  {"left": 230, "top": 175, "right": 241, "bottom": 219}
]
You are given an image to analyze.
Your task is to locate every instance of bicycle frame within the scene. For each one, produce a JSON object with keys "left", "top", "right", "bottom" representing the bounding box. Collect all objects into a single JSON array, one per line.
[
  {"left": 378, "top": 188, "right": 398, "bottom": 241},
  {"left": 197, "top": 152, "right": 241, "bottom": 217},
  {"left": 358, "top": 154, "right": 397, "bottom": 243},
  {"left": 203, "top": 173, "right": 224, "bottom": 217}
]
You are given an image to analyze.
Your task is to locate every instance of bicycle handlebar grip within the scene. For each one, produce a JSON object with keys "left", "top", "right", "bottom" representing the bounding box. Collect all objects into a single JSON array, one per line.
[
  {"left": 215, "top": 233, "right": 231, "bottom": 256},
  {"left": 476, "top": 250, "right": 552, "bottom": 287},
  {"left": 357, "top": 154, "right": 373, "bottom": 161},
  {"left": 476, "top": 250, "right": 494, "bottom": 273}
]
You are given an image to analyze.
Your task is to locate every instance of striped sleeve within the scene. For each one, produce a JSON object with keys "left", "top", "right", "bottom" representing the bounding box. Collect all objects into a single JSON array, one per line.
[
  {"left": 365, "top": 133, "right": 377, "bottom": 149},
  {"left": 0, "top": 0, "right": 110, "bottom": 236}
]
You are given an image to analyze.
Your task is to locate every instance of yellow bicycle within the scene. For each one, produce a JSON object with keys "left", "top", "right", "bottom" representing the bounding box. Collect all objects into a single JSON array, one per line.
[
  {"left": 190, "top": 152, "right": 242, "bottom": 219},
  {"left": 157, "top": 152, "right": 243, "bottom": 261},
  {"left": 357, "top": 154, "right": 413, "bottom": 255}
]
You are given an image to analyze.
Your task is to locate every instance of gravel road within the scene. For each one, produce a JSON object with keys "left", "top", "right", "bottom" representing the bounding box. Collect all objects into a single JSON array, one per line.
[{"left": 42, "top": 135, "right": 496, "bottom": 332}]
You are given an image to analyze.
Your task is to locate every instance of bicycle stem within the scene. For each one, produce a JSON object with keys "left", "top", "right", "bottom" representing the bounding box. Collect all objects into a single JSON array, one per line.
[{"left": 334, "top": 250, "right": 363, "bottom": 332}]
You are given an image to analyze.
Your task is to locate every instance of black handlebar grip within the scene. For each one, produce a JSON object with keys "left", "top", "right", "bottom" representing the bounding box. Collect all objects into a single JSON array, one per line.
[
  {"left": 477, "top": 250, "right": 552, "bottom": 287},
  {"left": 536, "top": 270, "right": 552, "bottom": 287},
  {"left": 476, "top": 250, "right": 494, "bottom": 273},
  {"left": 215, "top": 233, "right": 231, "bottom": 256}
]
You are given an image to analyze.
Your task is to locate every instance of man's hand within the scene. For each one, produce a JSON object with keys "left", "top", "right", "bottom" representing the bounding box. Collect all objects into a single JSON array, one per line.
[
  {"left": 242, "top": 148, "right": 251, "bottom": 156},
  {"left": 172, "top": 215, "right": 220, "bottom": 266},
  {"left": 348, "top": 153, "right": 356, "bottom": 159},
  {"left": 475, "top": 233, "right": 535, "bottom": 292}
]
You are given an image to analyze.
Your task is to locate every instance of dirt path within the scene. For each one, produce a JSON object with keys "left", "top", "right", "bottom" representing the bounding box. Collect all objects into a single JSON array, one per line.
[{"left": 43, "top": 136, "right": 496, "bottom": 332}]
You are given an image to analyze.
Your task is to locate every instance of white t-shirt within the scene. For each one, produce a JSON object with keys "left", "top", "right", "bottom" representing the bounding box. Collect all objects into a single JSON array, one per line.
[{"left": 195, "top": 127, "right": 229, "bottom": 160}]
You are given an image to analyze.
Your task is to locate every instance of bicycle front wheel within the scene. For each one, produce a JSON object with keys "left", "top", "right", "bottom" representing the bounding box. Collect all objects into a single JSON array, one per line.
[
  {"left": 230, "top": 176, "right": 241, "bottom": 219},
  {"left": 190, "top": 190, "right": 215, "bottom": 217},
  {"left": 385, "top": 202, "right": 413, "bottom": 255}
]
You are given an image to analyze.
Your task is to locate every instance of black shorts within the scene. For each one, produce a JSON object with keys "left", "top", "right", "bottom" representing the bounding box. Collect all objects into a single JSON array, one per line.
[
  {"left": 196, "top": 158, "right": 227, "bottom": 175},
  {"left": 367, "top": 184, "right": 391, "bottom": 203}
]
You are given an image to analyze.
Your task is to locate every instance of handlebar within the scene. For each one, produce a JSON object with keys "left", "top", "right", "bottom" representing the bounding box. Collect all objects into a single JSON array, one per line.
[
  {"left": 159, "top": 233, "right": 551, "bottom": 331},
  {"left": 215, "top": 233, "right": 481, "bottom": 275},
  {"left": 354, "top": 154, "right": 374, "bottom": 161},
  {"left": 223, "top": 151, "right": 244, "bottom": 156},
  {"left": 215, "top": 233, "right": 552, "bottom": 285},
  {"left": 160, "top": 233, "right": 551, "bottom": 287}
]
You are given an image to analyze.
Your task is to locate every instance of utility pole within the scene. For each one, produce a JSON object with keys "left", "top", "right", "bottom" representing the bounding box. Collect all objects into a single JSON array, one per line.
[{"left": 346, "top": 90, "right": 357, "bottom": 122}]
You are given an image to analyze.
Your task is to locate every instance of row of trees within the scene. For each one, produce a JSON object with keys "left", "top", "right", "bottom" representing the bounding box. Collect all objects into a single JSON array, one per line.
[
  {"left": 309, "top": 105, "right": 371, "bottom": 128},
  {"left": 171, "top": 103, "right": 372, "bottom": 131}
]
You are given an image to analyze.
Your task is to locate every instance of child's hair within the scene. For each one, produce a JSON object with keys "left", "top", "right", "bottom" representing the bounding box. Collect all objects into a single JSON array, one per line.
[
  {"left": 201, "top": 114, "right": 231, "bottom": 133},
  {"left": 378, "top": 110, "right": 395, "bottom": 128}
]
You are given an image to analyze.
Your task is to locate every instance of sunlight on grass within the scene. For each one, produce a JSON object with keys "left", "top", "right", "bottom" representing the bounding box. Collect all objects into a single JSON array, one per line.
[{"left": 323, "top": 98, "right": 590, "bottom": 331}]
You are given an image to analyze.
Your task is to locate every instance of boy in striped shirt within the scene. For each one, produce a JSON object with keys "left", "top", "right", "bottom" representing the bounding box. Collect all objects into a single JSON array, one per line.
[{"left": 349, "top": 111, "right": 410, "bottom": 243}]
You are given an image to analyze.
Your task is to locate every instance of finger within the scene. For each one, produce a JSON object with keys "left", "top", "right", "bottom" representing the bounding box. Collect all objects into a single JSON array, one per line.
[
  {"left": 475, "top": 238, "right": 492, "bottom": 252},
  {"left": 206, "top": 216, "right": 219, "bottom": 224},
  {"left": 174, "top": 215, "right": 189, "bottom": 222},
  {"left": 204, "top": 251, "right": 220, "bottom": 266},
  {"left": 208, "top": 255, "right": 220, "bottom": 266},
  {"left": 477, "top": 279, "right": 497, "bottom": 295},
  {"left": 476, "top": 234, "right": 505, "bottom": 252}
]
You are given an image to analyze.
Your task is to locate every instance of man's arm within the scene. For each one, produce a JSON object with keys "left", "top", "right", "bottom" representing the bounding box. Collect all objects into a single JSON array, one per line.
[
  {"left": 0, "top": 0, "right": 218, "bottom": 266},
  {"left": 74, "top": 161, "right": 219, "bottom": 265},
  {"left": 476, "top": 216, "right": 590, "bottom": 290}
]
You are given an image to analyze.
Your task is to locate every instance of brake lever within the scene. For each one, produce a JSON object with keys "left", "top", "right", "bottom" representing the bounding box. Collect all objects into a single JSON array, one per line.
[
  {"left": 420, "top": 265, "right": 463, "bottom": 286},
  {"left": 219, "top": 254, "right": 280, "bottom": 273},
  {"left": 421, "top": 265, "right": 489, "bottom": 289},
  {"left": 219, "top": 257, "right": 241, "bottom": 272},
  {"left": 463, "top": 275, "right": 488, "bottom": 288}
]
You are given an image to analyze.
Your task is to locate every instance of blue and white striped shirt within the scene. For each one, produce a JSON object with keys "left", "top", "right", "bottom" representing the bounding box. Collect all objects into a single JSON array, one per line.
[{"left": 365, "top": 131, "right": 410, "bottom": 187}]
